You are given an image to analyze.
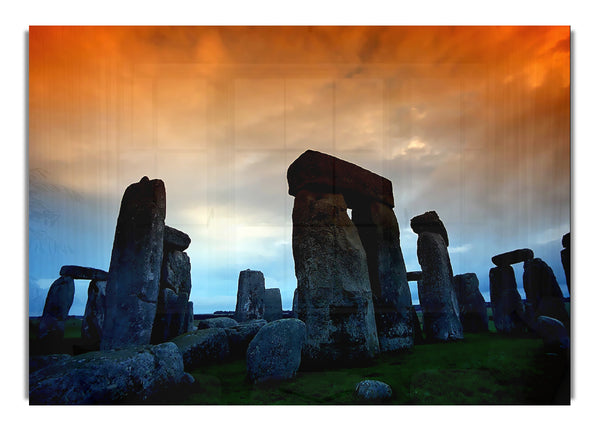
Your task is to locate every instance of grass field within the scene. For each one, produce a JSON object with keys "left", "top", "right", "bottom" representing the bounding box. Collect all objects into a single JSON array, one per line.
[{"left": 29, "top": 311, "right": 570, "bottom": 405}]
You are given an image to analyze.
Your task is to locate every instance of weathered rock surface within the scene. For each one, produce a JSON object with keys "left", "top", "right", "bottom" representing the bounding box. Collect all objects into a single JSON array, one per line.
[
  {"left": 354, "top": 380, "right": 393, "bottom": 403},
  {"left": 292, "top": 190, "right": 380, "bottom": 365},
  {"left": 523, "top": 258, "right": 569, "bottom": 327},
  {"left": 172, "top": 328, "right": 230, "bottom": 370},
  {"left": 292, "top": 288, "right": 299, "bottom": 318},
  {"left": 196, "top": 317, "right": 239, "bottom": 329},
  {"left": 535, "top": 316, "right": 570, "bottom": 351},
  {"left": 183, "top": 301, "right": 195, "bottom": 333},
  {"left": 29, "top": 342, "right": 187, "bottom": 404},
  {"left": 453, "top": 273, "right": 488, "bottom": 333},
  {"left": 101, "top": 177, "right": 166, "bottom": 350},
  {"left": 29, "top": 354, "right": 71, "bottom": 374},
  {"left": 353, "top": 200, "right": 413, "bottom": 352},
  {"left": 234, "top": 269, "right": 265, "bottom": 322},
  {"left": 410, "top": 306, "right": 423, "bottom": 344},
  {"left": 406, "top": 271, "right": 423, "bottom": 282},
  {"left": 224, "top": 319, "right": 267, "bottom": 358},
  {"left": 151, "top": 249, "right": 192, "bottom": 343},
  {"left": 491, "top": 248, "right": 534, "bottom": 267},
  {"left": 263, "top": 288, "right": 283, "bottom": 322},
  {"left": 415, "top": 232, "right": 462, "bottom": 341},
  {"left": 59, "top": 265, "right": 108, "bottom": 281},
  {"left": 489, "top": 265, "right": 526, "bottom": 334},
  {"left": 410, "top": 211, "right": 449, "bottom": 247},
  {"left": 287, "top": 149, "right": 394, "bottom": 208},
  {"left": 38, "top": 276, "right": 75, "bottom": 344},
  {"left": 81, "top": 280, "right": 106, "bottom": 346},
  {"left": 164, "top": 225, "right": 191, "bottom": 251},
  {"left": 246, "top": 319, "right": 307, "bottom": 384}
]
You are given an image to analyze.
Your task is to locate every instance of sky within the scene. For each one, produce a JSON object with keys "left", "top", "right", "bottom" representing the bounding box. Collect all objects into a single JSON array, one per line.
[{"left": 28, "top": 26, "right": 571, "bottom": 316}]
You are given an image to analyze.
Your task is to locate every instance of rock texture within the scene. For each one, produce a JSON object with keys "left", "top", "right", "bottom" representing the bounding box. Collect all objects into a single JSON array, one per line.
[
  {"left": 164, "top": 225, "right": 191, "bottom": 251},
  {"left": 406, "top": 271, "right": 422, "bottom": 282},
  {"left": 263, "top": 288, "right": 283, "bottom": 322},
  {"left": 196, "top": 317, "right": 239, "bottom": 329},
  {"left": 60, "top": 265, "right": 108, "bottom": 281},
  {"left": 489, "top": 265, "right": 526, "bottom": 334},
  {"left": 38, "top": 276, "right": 75, "bottom": 345},
  {"left": 354, "top": 380, "right": 393, "bottom": 403},
  {"left": 523, "top": 258, "right": 569, "bottom": 327},
  {"left": 453, "top": 273, "right": 488, "bottom": 333},
  {"left": 246, "top": 319, "right": 307, "bottom": 384},
  {"left": 81, "top": 280, "right": 106, "bottom": 347},
  {"left": 410, "top": 306, "right": 424, "bottom": 344},
  {"left": 561, "top": 233, "right": 570, "bottom": 293},
  {"left": 224, "top": 319, "right": 267, "bottom": 358},
  {"left": 414, "top": 229, "right": 462, "bottom": 341},
  {"left": 491, "top": 248, "right": 534, "bottom": 267},
  {"left": 536, "top": 316, "right": 570, "bottom": 351},
  {"left": 172, "top": 328, "right": 230, "bottom": 370},
  {"left": 410, "top": 211, "right": 449, "bottom": 247},
  {"left": 292, "top": 288, "right": 299, "bottom": 318},
  {"left": 101, "top": 177, "right": 166, "bottom": 350},
  {"left": 234, "top": 270, "right": 265, "bottom": 322},
  {"left": 292, "top": 190, "right": 380, "bottom": 365},
  {"left": 29, "top": 342, "right": 187, "bottom": 404},
  {"left": 353, "top": 200, "right": 413, "bottom": 351}
]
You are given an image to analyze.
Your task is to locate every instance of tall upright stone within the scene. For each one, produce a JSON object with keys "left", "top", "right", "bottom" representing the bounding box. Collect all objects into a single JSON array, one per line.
[
  {"left": 489, "top": 265, "right": 526, "bottom": 334},
  {"left": 81, "top": 279, "right": 106, "bottom": 346},
  {"left": 292, "top": 190, "right": 380, "bottom": 365},
  {"left": 101, "top": 177, "right": 166, "bottom": 350},
  {"left": 561, "top": 233, "right": 570, "bottom": 293},
  {"left": 411, "top": 212, "right": 462, "bottom": 341},
  {"left": 353, "top": 200, "right": 413, "bottom": 351},
  {"left": 263, "top": 288, "right": 283, "bottom": 322},
  {"left": 234, "top": 269, "right": 266, "bottom": 322},
  {"left": 292, "top": 288, "right": 299, "bottom": 318},
  {"left": 453, "top": 273, "right": 488, "bottom": 333},
  {"left": 523, "top": 258, "right": 569, "bottom": 327},
  {"left": 38, "top": 276, "right": 75, "bottom": 345}
]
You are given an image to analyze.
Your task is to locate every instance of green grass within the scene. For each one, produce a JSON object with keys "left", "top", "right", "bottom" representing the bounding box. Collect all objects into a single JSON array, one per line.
[{"left": 29, "top": 316, "right": 570, "bottom": 405}]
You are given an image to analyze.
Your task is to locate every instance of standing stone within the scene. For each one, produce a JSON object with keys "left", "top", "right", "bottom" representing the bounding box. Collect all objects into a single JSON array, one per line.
[
  {"left": 489, "top": 265, "right": 526, "bottom": 334},
  {"left": 410, "top": 305, "right": 424, "bottom": 344},
  {"left": 151, "top": 249, "right": 192, "bottom": 343},
  {"left": 81, "top": 279, "right": 106, "bottom": 347},
  {"left": 523, "top": 258, "right": 569, "bottom": 327},
  {"left": 292, "top": 288, "right": 299, "bottom": 318},
  {"left": 353, "top": 200, "right": 413, "bottom": 351},
  {"left": 491, "top": 248, "right": 534, "bottom": 267},
  {"left": 561, "top": 233, "right": 570, "bottom": 293},
  {"left": 234, "top": 270, "right": 266, "bottom": 322},
  {"left": 410, "top": 211, "right": 449, "bottom": 246},
  {"left": 292, "top": 190, "right": 380, "bottom": 365},
  {"left": 38, "top": 276, "right": 75, "bottom": 344},
  {"left": 183, "top": 301, "right": 195, "bottom": 333},
  {"left": 246, "top": 319, "right": 307, "bottom": 384},
  {"left": 101, "top": 177, "right": 166, "bottom": 350},
  {"left": 453, "top": 273, "right": 488, "bottom": 333},
  {"left": 413, "top": 228, "right": 462, "bottom": 341},
  {"left": 263, "top": 288, "right": 283, "bottom": 322}
]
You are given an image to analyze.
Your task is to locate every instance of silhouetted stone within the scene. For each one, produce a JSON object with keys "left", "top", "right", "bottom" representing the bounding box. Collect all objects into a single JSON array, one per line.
[
  {"left": 491, "top": 248, "right": 534, "bottom": 267},
  {"left": 60, "top": 265, "right": 108, "bottom": 281},
  {"left": 183, "top": 301, "right": 195, "bottom": 333},
  {"left": 151, "top": 249, "right": 192, "bottom": 343},
  {"left": 164, "top": 225, "right": 191, "bottom": 251},
  {"left": 246, "top": 319, "right": 306, "bottom": 384},
  {"left": 489, "top": 265, "right": 526, "bottom": 334},
  {"left": 561, "top": 232, "right": 570, "bottom": 293},
  {"left": 101, "top": 177, "right": 166, "bottom": 350},
  {"left": 292, "top": 288, "right": 299, "bottom": 318},
  {"left": 454, "top": 273, "right": 488, "bottom": 333},
  {"left": 354, "top": 380, "right": 393, "bottom": 403},
  {"left": 523, "top": 258, "right": 569, "bottom": 327},
  {"left": 353, "top": 200, "right": 413, "bottom": 351},
  {"left": 29, "top": 342, "right": 187, "bottom": 404},
  {"left": 38, "top": 276, "right": 75, "bottom": 345},
  {"left": 406, "top": 271, "right": 422, "bottom": 282},
  {"left": 415, "top": 232, "right": 462, "bottom": 341},
  {"left": 263, "top": 288, "right": 283, "bottom": 322},
  {"left": 292, "top": 190, "right": 380, "bottom": 365},
  {"left": 410, "top": 305, "right": 423, "bottom": 344},
  {"left": 81, "top": 280, "right": 106, "bottom": 347},
  {"left": 234, "top": 269, "right": 266, "bottom": 322},
  {"left": 196, "top": 317, "right": 238, "bottom": 329},
  {"left": 172, "top": 328, "right": 230, "bottom": 370},
  {"left": 536, "top": 316, "right": 570, "bottom": 351},
  {"left": 287, "top": 149, "right": 394, "bottom": 208},
  {"left": 410, "top": 211, "right": 449, "bottom": 247},
  {"left": 225, "top": 319, "right": 267, "bottom": 358}
]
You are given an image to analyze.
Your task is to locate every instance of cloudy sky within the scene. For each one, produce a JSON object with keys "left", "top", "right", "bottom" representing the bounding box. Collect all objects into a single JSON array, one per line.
[{"left": 28, "top": 26, "right": 570, "bottom": 315}]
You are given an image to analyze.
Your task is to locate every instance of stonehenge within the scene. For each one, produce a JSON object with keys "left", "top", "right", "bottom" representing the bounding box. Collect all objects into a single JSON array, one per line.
[
  {"left": 288, "top": 150, "right": 413, "bottom": 364},
  {"left": 234, "top": 269, "right": 266, "bottom": 322},
  {"left": 523, "top": 258, "right": 569, "bottom": 327},
  {"left": 411, "top": 211, "right": 462, "bottom": 341},
  {"left": 453, "top": 273, "right": 488, "bottom": 333},
  {"left": 263, "top": 288, "right": 283, "bottom": 322},
  {"left": 37, "top": 276, "right": 75, "bottom": 346}
]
